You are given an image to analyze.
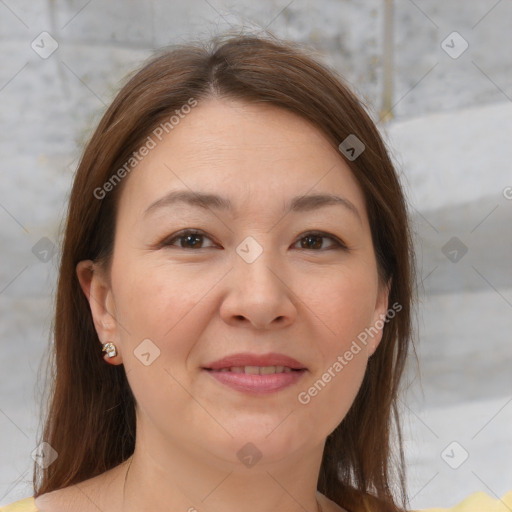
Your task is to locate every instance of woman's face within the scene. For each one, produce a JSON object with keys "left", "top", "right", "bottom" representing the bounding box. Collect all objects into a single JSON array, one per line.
[{"left": 80, "top": 98, "right": 389, "bottom": 470}]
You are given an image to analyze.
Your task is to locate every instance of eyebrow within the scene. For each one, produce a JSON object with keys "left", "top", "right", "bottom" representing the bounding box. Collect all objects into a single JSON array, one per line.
[{"left": 144, "top": 190, "right": 361, "bottom": 221}]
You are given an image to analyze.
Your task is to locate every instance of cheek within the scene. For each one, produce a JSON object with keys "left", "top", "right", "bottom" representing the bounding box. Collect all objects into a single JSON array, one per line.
[
  {"left": 109, "top": 256, "right": 224, "bottom": 407},
  {"left": 310, "top": 264, "right": 378, "bottom": 348},
  {"left": 110, "top": 258, "right": 215, "bottom": 426},
  {"left": 295, "top": 268, "right": 377, "bottom": 431},
  {"left": 299, "top": 350, "right": 367, "bottom": 439},
  {"left": 111, "top": 257, "right": 216, "bottom": 343}
]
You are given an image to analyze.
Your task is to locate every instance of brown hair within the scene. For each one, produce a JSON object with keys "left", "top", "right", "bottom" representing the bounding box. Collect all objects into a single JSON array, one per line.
[{"left": 33, "top": 32, "right": 415, "bottom": 512}]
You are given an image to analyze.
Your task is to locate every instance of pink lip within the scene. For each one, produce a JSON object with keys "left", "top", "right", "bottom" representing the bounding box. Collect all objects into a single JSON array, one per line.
[
  {"left": 202, "top": 352, "right": 307, "bottom": 395},
  {"left": 203, "top": 368, "right": 306, "bottom": 394},
  {"left": 203, "top": 352, "right": 307, "bottom": 370}
]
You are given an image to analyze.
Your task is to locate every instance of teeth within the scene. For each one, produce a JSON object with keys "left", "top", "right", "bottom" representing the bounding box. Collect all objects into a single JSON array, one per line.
[
  {"left": 261, "top": 365, "right": 284, "bottom": 374},
  {"left": 215, "top": 366, "right": 297, "bottom": 374}
]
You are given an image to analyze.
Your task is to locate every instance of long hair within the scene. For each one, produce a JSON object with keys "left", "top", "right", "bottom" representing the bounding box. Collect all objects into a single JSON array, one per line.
[{"left": 33, "top": 32, "right": 415, "bottom": 512}]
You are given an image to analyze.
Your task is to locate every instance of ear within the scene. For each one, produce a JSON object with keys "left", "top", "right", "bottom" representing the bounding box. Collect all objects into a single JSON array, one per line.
[
  {"left": 368, "top": 278, "right": 391, "bottom": 357},
  {"left": 76, "top": 260, "right": 122, "bottom": 365}
]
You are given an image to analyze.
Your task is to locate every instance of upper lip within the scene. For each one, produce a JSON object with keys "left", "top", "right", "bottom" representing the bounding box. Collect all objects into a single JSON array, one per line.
[{"left": 203, "top": 352, "right": 307, "bottom": 370}]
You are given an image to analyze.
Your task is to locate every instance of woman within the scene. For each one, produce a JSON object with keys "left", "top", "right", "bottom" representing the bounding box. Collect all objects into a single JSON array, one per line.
[{"left": 2, "top": 33, "right": 510, "bottom": 512}]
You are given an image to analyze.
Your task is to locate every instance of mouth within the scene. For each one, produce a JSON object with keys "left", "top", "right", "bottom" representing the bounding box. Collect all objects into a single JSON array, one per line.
[
  {"left": 202, "top": 367, "right": 306, "bottom": 394},
  {"left": 204, "top": 366, "right": 304, "bottom": 374},
  {"left": 201, "top": 353, "right": 308, "bottom": 394},
  {"left": 203, "top": 352, "right": 307, "bottom": 372}
]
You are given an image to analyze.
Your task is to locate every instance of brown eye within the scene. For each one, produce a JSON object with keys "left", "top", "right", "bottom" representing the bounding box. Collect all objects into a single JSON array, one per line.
[
  {"left": 295, "top": 232, "right": 347, "bottom": 251},
  {"left": 161, "top": 230, "right": 216, "bottom": 249},
  {"left": 158, "top": 230, "right": 347, "bottom": 251}
]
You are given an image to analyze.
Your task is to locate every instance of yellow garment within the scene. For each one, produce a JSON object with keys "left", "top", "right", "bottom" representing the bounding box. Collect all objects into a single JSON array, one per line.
[
  {"left": 0, "top": 498, "right": 38, "bottom": 512},
  {"left": 1, "top": 491, "right": 512, "bottom": 511},
  {"left": 413, "top": 490, "right": 512, "bottom": 511}
]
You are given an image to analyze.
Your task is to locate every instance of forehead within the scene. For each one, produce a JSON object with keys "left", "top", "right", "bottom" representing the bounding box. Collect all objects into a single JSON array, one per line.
[{"left": 117, "top": 98, "right": 367, "bottom": 220}]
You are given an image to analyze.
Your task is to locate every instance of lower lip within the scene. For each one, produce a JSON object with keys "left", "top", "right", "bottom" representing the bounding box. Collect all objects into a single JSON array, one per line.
[{"left": 203, "top": 369, "right": 306, "bottom": 394}]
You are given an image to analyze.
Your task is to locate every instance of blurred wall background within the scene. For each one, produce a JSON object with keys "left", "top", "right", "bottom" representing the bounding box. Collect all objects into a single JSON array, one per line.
[{"left": 1, "top": 0, "right": 511, "bottom": 508}]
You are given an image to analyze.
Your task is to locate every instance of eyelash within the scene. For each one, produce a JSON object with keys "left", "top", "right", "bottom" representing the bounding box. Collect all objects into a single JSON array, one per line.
[{"left": 157, "top": 229, "right": 348, "bottom": 252}]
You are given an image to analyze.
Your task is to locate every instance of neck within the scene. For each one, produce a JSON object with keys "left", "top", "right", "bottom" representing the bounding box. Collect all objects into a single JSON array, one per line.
[{"left": 120, "top": 426, "right": 326, "bottom": 512}]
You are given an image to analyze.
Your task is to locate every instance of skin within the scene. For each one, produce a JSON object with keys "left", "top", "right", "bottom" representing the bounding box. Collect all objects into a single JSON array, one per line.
[{"left": 35, "top": 98, "right": 389, "bottom": 512}]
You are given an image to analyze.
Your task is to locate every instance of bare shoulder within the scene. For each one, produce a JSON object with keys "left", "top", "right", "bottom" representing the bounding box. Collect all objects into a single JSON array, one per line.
[
  {"left": 34, "top": 486, "right": 82, "bottom": 512},
  {"left": 34, "top": 463, "right": 127, "bottom": 512},
  {"left": 317, "top": 491, "right": 349, "bottom": 512}
]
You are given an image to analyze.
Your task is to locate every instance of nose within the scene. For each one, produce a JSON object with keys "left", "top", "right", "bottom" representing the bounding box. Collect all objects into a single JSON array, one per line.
[{"left": 219, "top": 244, "right": 297, "bottom": 330}]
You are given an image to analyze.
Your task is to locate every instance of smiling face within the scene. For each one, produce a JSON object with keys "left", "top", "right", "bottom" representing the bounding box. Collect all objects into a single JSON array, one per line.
[{"left": 78, "top": 98, "right": 389, "bottom": 471}]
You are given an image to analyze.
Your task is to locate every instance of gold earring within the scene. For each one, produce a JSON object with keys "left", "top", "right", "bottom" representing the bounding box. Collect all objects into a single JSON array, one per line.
[{"left": 102, "top": 342, "right": 117, "bottom": 358}]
